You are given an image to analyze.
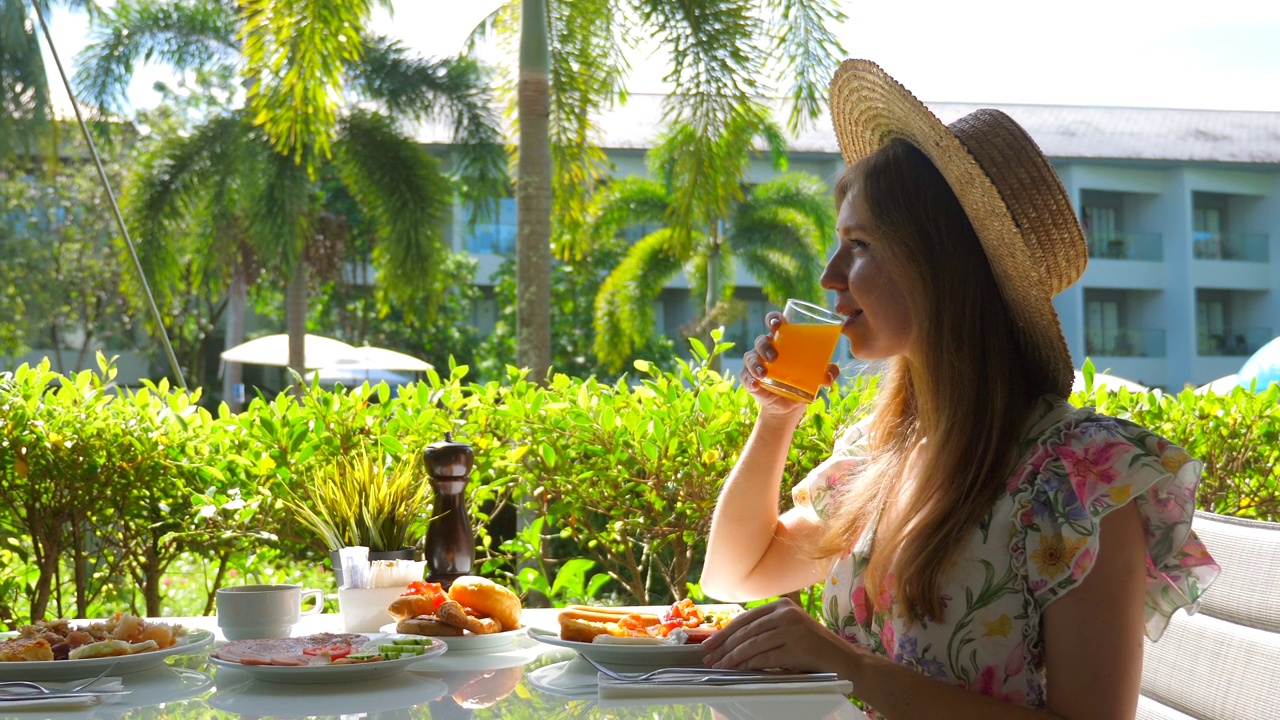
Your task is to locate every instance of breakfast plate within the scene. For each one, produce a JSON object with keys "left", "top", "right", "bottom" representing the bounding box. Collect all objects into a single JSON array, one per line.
[
  {"left": 0, "top": 629, "right": 214, "bottom": 682},
  {"left": 208, "top": 669, "right": 447, "bottom": 714},
  {"left": 208, "top": 634, "right": 447, "bottom": 684},
  {"left": 378, "top": 623, "right": 525, "bottom": 653},
  {"left": 525, "top": 627, "right": 706, "bottom": 670}
]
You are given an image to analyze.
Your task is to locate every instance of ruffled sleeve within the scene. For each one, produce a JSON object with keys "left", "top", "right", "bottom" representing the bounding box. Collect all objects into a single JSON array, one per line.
[
  {"left": 1010, "top": 407, "right": 1221, "bottom": 641},
  {"left": 792, "top": 417, "right": 871, "bottom": 521}
]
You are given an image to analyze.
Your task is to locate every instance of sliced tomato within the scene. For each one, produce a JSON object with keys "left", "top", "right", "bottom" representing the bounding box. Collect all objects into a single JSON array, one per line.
[
  {"left": 402, "top": 581, "right": 448, "bottom": 611},
  {"left": 302, "top": 644, "right": 353, "bottom": 659}
]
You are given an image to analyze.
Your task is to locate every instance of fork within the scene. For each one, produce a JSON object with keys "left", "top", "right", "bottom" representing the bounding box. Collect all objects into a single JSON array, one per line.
[
  {"left": 0, "top": 664, "right": 115, "bottom": 697},
  {"left": 578, "top": 653, "right": 838, "bottom": 684}
]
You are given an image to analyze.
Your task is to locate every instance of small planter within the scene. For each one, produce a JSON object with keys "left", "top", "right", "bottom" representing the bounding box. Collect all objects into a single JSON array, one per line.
[{"left": 330, "top": 547, "right": 418, "bottom": 588}]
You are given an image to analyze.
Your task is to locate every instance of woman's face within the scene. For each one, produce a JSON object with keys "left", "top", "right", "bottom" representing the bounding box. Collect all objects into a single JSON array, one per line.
[{"left": 821, "top": 180, "right": 915, "bottom": 361}]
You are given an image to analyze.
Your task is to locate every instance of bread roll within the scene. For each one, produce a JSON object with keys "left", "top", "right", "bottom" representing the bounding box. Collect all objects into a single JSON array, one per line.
[{"left": 447, "top": 576, "right": 522, "bottom": 631}]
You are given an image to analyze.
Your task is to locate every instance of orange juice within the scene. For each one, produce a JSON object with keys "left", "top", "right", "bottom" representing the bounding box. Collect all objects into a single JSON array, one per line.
[{"left": 760, "top": 321, "right": 843, "bottom": 402}]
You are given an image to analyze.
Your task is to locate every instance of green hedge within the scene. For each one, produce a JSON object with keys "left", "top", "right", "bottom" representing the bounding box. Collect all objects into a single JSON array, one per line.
[{"left": 0, "top": 349, "right": 1275, "bottom": 626}]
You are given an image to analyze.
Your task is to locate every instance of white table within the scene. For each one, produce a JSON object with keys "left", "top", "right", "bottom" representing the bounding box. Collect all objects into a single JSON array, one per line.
[{"left": 24, "top": 609, "right": 869, "bottom": 719}]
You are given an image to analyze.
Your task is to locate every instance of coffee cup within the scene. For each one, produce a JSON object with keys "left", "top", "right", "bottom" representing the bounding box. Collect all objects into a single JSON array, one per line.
[
  {"left": 216, "top": 584, "right": 325, "bottom": 640},
  {"left": 338, "top": 585, "right": 409, "bottom": 632}
]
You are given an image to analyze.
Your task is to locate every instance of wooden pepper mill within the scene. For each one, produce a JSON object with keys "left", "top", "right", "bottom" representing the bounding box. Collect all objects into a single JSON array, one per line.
[{"left": 423, "top": 432, "right": 475, "bottom": 589}]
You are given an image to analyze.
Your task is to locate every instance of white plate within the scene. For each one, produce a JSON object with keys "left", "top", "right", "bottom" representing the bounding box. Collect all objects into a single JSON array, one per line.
[
  {"left": 0, "top": 628, "right": 214, "bottom": 682},
  {"left": 378, "top": 622, "right": 525, "bottom": 652},
  {"left": 208, "top": 670, "right": 447, "bottom": 715},
  {"left": 526, "top": 627, "right": 707, "bottom": 670},
  {"left": 208, "top": 635, "right": 447, "bottom": 684}
]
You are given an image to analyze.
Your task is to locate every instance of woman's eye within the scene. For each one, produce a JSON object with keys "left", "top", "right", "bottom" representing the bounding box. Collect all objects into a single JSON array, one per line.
[{"left": 850, "top": 239, "right": 868, "bottom": 250}]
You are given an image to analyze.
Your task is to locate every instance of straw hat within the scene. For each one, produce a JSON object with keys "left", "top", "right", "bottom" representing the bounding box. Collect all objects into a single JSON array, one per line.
[{"left": 829, "top": 59, "right": 1087, "bottom": 398}]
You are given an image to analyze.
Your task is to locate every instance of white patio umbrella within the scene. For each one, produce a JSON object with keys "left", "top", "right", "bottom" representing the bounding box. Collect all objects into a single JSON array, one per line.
[
  {"left": 306, "top": 367, "right": 414, "bottom": 386},
  {"left": 328, "top": 346, "right": 433, "bottom": 372},
  {"left": 1072, "top": 370, "right": 1150, "bottom": 393},
  {"left": 1195, "top": 374, "right": 1241, "bottom": 395},
  {"left": 220, "top": 334, "right": 358, "bottom": 369}
]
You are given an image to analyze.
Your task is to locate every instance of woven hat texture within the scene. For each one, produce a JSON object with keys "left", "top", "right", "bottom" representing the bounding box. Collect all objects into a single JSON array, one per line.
[{"left": 829, "top": 59, "right": 1087, "bottom": 397}]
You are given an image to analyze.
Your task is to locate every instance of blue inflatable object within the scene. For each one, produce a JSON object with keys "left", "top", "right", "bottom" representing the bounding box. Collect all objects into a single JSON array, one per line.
[{"left": 1238, "top": 336, "right": 1280, "bottom": 390}]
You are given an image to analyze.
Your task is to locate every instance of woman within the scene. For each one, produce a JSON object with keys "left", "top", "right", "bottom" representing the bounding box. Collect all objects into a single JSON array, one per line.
[{"left": 699, "top": 60, "right": 1220, "bottom": 720}]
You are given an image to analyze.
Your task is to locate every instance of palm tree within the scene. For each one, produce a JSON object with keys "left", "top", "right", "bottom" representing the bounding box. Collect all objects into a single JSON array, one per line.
[
  {"left": 472, "top": 0, "right": 846, "bottom": 378},
  {"left": 589, "top": 112, "right": 834, "bottom": 372},
  {"left": 1, "top": 0, "right": 98, "bottom": 159},
  {"left": 75, "top": 0, "right": 507, "bottom": 393}
]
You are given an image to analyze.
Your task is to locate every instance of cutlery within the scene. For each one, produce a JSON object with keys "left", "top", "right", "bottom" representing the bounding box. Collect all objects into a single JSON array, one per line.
[
  {"left": 0, "top": 664, "right": 115, "bottom": 696},
  {"left": 579, "top": 653, "right": 839, "bottom": 684}
]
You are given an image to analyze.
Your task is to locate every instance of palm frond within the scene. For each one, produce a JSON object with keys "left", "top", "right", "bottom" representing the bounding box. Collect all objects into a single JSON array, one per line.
[
  {"left": 548, "top": 0, "right": 628, "bottom": 259},
  {"left": 593, "top": 228, "right": 687, "bottom": 371},
  {"left": 727, "top": 174, "right": 833, "bottom": 306},
  {"left": 583, "top": 176, "right": 670, "bottom": 250},
  {"left": 73, "top": 0, "right": 239, "bottom": 114},
  {"left": 252, "top": 150, "right": 313, "bottom": 273},
  {"left": 348, "top": 39, "right": 508, "bottom": 223},
  {"left": 239, "top": 0, "right": 373, "bottom": 169},
  {"left": 1, "top": 0, "right": 55, "bottom": 159},
  {"left": 761, "top": 0, "right": 846, "bottom": 133},
  {"left": 120, "top": 113, "right": 258, "bottom": 312},
  {"left": 333, "top": 110, "right": 453, "bottom": 319}
]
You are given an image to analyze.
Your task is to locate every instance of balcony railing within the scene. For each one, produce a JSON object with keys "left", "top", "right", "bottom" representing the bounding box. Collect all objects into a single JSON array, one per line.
[
  {"left": 1197, "top": 326, "right": 1273, "bottom": 356},
  {"left": 1192, "top": 232, "right": 1270, "bottom": 262},
  {"left": 1084, "top": 328, "right": 1167, "bottom": 358},
  {"left": 1086, "top": 232, "right": 1163, "bottom": 261}
]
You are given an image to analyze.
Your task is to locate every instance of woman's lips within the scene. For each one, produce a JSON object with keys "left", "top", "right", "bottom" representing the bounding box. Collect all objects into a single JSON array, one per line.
[{"left": 841, "top": 309, "right": 863, "bottom": 332}]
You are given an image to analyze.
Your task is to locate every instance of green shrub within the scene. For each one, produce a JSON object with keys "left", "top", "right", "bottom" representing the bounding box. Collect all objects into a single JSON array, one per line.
[{"left": 0, "top": 347, "right": 1274, "bottom": 626}]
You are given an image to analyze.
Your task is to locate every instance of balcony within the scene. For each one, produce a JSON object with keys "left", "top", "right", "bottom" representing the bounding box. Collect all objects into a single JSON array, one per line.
[
  {"left": 1085, "top": 328, "right": 1167, "bottom": 358},
  {"left": 1192, "top": 232, "right": 1270, "bottom": 262},
  {"left": 1197, "top": 327, "right": 1272, "bottom": 357},
  {"left": 1087, "top": 232, "right": 1163, "bottom": 261}
]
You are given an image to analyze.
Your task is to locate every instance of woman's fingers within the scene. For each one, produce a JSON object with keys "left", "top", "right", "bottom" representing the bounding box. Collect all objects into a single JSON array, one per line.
[{"left": 824, "top": 363, "right": 841, "bottom": 386}]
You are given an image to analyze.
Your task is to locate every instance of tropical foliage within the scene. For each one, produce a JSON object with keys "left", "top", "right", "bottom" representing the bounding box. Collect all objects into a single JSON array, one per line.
[
  {"left": 588, "top": 114, "right": 834, "bottom": 370},
  {"left": 0, "top": 0, "right": 100, "bottom": 159},
  {"left": 471, "top": 0, "right": 847, "bottom": 379},
  {"left": 74, "top": 0, "right": 508, "bottom": 386}
]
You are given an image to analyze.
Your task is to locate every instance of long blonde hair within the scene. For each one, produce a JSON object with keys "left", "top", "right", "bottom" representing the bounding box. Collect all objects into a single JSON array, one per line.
[{"left": 817, "top": 139, "right": 1060, "bottom": 622}]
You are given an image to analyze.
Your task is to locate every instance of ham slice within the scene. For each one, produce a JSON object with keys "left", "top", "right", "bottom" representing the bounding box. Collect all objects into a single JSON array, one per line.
[{"left": 211, "top": 633, "right": 368, "bottom": 667}]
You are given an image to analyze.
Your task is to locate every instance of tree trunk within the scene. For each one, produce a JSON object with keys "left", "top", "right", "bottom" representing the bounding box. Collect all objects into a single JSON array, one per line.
[
  {"left": 705, "top": 227, "right": 722, "bottom": 373},
  {"left": 222, "top": 273, "right": 248, "bottom": 410},
  {"left": 286, "top": 261, "right": 308, "bottom": 394},
  {"left": 516, "top": 0, "right": 552, "bottom": 383}
]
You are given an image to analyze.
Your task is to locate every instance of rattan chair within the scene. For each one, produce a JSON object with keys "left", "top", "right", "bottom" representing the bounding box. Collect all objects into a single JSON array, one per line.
[{"left": 1138, "top": 511, "right": 1280, "bottom": 719}]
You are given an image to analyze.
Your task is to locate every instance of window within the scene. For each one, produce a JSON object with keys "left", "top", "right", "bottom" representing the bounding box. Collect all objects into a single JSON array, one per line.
[{"left": 463, "top": 198, "right": 517, "bottom": 255}]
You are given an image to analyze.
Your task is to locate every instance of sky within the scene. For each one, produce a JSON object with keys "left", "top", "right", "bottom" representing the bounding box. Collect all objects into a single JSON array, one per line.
[{"left": 35, "top": 0, "right": 1280, "bottom": 121}]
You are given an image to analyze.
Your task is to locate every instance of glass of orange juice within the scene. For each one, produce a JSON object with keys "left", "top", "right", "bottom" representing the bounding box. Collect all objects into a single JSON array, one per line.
[{"left": 758, "top": 299, "right": 844, "bottom": 403}]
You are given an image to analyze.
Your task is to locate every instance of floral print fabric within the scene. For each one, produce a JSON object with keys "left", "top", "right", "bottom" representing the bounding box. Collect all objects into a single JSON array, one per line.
[{"left": 792, "top": 397, "right": 1220, "bottom": 712}]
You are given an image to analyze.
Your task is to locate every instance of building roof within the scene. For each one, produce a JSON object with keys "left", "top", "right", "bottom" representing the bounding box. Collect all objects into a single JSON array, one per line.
[{"left": 413, "top": 93, "right": 1280, "bottom": 165}]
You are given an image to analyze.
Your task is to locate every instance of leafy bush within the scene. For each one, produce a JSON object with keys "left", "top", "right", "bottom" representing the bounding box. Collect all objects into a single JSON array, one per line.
[{"left": 0, "top": 348, "right": 1274, "bottom": 626}]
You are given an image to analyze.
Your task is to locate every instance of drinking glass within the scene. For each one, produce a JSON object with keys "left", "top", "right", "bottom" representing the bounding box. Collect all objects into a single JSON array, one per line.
[{"left": 758, "top": 299, "right": 844, "bottom": 403}]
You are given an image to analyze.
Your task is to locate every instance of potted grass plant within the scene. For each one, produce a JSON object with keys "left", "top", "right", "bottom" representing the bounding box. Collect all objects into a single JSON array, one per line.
[{"left": 285, "top": 450, "right": 430, "bottom": 585}]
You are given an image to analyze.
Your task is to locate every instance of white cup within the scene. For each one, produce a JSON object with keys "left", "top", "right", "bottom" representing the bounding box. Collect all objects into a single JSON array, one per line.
[
  {"left": 216, "top": 584, "right": 324, "bottom": 640},
  {"left": 338, "top": 585, "right": 409, "bottom": 632}
]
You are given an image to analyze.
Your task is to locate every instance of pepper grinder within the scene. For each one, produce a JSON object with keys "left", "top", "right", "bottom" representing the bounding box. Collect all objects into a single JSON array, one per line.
[{"left": 423, "top": 432, "right": 475, "bottom": 589}]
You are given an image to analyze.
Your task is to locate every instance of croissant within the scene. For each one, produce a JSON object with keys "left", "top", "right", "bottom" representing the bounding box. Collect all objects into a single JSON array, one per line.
[{"left": 387, "top": 594, "right": 440, "bottom": 622}]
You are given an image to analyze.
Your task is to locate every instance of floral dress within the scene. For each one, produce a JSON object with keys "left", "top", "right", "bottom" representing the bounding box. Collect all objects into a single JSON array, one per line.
[{"left": 792, "top": 396, "right": 1221, "bottom": 715}]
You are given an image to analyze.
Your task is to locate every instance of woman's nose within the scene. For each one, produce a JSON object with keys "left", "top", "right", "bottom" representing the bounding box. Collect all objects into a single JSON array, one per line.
[{"left": 820, "top": 253, "right": 846, "bottom": 291}]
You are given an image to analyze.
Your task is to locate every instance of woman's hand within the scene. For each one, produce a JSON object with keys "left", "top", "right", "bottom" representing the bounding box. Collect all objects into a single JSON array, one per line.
[
  {"left": 740, "top": 313, "right": 840, "bottom": 417},
  {"left": 701, "top": 597, "right": 857, "bottom": 676}
]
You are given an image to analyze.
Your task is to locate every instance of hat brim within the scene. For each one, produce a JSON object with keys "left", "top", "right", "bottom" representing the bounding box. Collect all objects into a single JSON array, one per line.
[{"left": 829, "top": 59, "right": 1075, "bottom": 397}]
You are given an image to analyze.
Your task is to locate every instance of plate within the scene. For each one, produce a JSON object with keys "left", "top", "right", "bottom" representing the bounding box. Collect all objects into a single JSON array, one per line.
[
  {"left": 378, "top": 622, "right": 525, "bottom": 652},
  {"left": 209, "top": 671, "right": 445, "bottom": 715},
  {"left": 0, "top": 629, "right": 214, "bottom": 682},
  {"left": 208, "top": 635, "right": 447, "bottom": 684},
  {"left": 525, "top": 627, "right": 707, "bottom": 670},
  {"left": 209, "top": 670, "right": 447, "bottom": 715}
]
